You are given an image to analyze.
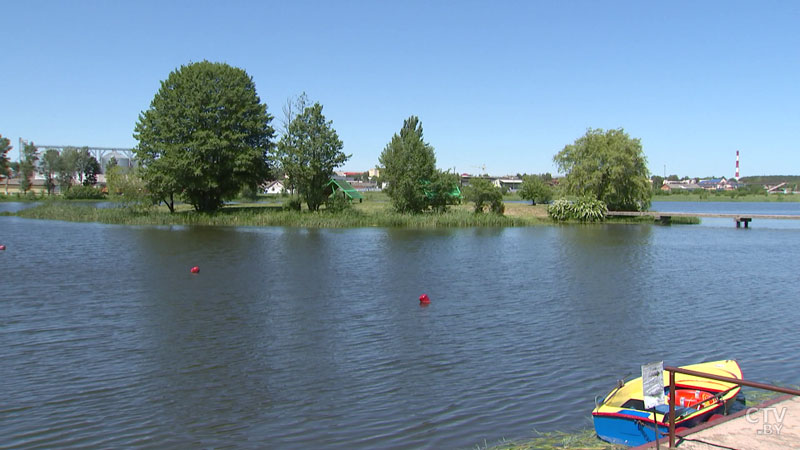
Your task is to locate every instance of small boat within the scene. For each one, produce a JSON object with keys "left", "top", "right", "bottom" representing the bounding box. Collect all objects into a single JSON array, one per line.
[{"left": 592, "top": 359, "right": 742, "bottom": 446}]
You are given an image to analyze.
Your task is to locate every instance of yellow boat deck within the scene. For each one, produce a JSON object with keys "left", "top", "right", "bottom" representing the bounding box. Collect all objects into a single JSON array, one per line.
[{"left": 597, "top": 360, "right": 742, "bottom": 420}]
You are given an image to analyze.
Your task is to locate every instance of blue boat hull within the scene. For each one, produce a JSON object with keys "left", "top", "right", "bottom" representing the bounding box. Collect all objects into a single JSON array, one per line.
[
  {"left": 593, "top": 404, "right": 722, "bottom": 446},
  {"left": 593, "top": 415, "right": 668, "bottom": 446}
]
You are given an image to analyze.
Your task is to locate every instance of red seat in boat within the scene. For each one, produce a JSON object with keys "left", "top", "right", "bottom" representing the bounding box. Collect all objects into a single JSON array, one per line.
[{"left": 669, "top": 389, "right": 717, "bottom": 409}]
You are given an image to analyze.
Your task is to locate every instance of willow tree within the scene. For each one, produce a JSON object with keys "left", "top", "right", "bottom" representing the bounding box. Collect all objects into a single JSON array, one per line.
[
  {"left": 134, "top": 61, "right": 274, "bottom": 212},
  {"left": 554, "top": 128, "right": 651, "bottom": 211}
]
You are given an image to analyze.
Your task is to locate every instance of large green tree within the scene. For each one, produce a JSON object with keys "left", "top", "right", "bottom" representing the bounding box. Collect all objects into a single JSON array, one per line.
[
  {"left": 134, "top": 61, "right": 274, "bottom": 212},
  {"left": 1, "top": 135, "right": 11, "bottom": 194},
  {"left": 424, "top": 170, "right": 461, "bottom": 213},
  {"left": 0, "top": 135, "right": 10, "bottom": 176},
  {"left": 83, "top": 155, "right": 101, "bottom": 186},
  {"left": 554, "top": 128, "right": 651, "bottom": 211},
  {"left": 379, "top": 116, "right": 438, "bottom": 213},
  {"left": 40, "top": 149, "right": 61, "bottom": 195},
  {"left": 74, "top": 147, "right": 94, "bottom": 184},
  {"left": 277, "top": 102, "right": 349, "bottom": 211},
  {"left": 20, "top": 142, "right": 39, "bottom": 193},
  {"left": 56, "top": 147, "right": 79, "bottom": 192},
  {"left": 520, "top": 175, "right": 553, "bottom": 205}
]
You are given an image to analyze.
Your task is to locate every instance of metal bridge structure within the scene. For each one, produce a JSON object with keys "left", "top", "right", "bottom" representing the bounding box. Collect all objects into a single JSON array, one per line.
[{"left": 21, "top": 139, "right": 136, "bottom": 173}]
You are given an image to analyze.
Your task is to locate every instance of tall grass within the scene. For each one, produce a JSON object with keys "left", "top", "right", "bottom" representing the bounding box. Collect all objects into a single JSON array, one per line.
[
  {"left": 605, "top": 215, "right": 701, "bottom": 225},
  {"left": 13, "top": 200, "right": 695, "bottom": 228},
  {"left": 14, "top": 202, "right": 544, "bottom": 228}
]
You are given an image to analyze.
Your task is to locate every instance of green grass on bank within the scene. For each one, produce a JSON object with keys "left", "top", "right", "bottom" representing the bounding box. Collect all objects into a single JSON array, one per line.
[
  {"left": 478, "top": 386, "right": 794, "bottom": 450},
  {"left": 5, "top": 199, "right": 705, "bottom": 228},
  {"left": 605, "top": 215, "right": 701, "bottom": 225},
  {"left": 9, "top": 201, "right": 548, "bottom": 228},
  {"left": 478, "top": 428, "right": 623, "bottom": 450}
]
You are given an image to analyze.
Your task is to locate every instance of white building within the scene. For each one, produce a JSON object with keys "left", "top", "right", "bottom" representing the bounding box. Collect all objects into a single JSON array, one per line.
[{"left": 263, "top": 180, "right": 286, "bottom": 195}]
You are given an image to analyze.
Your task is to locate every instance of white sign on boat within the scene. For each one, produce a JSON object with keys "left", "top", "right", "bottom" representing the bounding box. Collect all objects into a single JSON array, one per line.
[{"left": 642, "top": 361, "right": 666, "bottom": 409}]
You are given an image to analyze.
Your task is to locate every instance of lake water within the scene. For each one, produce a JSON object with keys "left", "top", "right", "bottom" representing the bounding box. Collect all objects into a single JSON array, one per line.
[
  {"left": 2, "top": 202, "right": 799, "bottom": 448},
  {"left": 652, "top": 200, "right": 800, "bottom": 229}
]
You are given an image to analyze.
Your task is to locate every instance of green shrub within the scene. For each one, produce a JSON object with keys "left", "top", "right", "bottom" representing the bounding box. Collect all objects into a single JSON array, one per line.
[
  {"left": 548, "top": 197, "right": 607, "bottom": 222},
  {"left": 464, "top": 178, "right": 504, "bottom": 214},
  {"left": 283, "top": 196, "right": 302, "bottom": 211},
  {"left": 547, "top": 199, "right": 573, "bottom": 221},
  {"left": 491, "top": 198, "right": 504, "bottom": 214},
  {"left": 571, "top": 196, "right": 607, "bottom": 222},
  {"left": 239, "top": 184, "right": 260, "bottom": 201},
  {"left": 63, "top": 185, "right": 106, "bottom": 199},
  {"left": 325, "top": 193, "right": 353, "bottom": 212}
]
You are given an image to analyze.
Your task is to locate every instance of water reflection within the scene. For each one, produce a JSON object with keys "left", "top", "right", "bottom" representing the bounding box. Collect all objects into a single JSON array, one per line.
[{"left": 2, "top": 216, "right": 800, "bottom": 449}]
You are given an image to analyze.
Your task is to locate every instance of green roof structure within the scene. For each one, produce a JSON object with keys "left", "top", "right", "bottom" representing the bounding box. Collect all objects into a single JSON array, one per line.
[
  {"left": 325, "top": 179, "right": 364, "bottom": 201},
  {"left": 423, "top": 181, "right": 462, "bottom": 200}
]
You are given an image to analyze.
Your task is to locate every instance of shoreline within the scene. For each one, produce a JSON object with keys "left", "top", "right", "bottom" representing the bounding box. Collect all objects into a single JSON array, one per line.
[{"left": 2, "top": 200, "right": 701, "bottom": 228}]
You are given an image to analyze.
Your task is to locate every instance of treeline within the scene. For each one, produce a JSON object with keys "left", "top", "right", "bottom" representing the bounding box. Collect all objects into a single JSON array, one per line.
[
  {"left": 5, "top": 60, "right": 655, "bottom": 223},
  {"left": 5, "top": 140, "right": 103, "bottom": 197},
  {"left": 739, "top": 175, "right": 800, "bottom": 185}
]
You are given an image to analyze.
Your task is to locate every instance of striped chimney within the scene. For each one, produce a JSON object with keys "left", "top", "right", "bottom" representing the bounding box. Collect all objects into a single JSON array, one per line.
[{"left": 736, "top": 150, "right": 740, "bottom": 180}]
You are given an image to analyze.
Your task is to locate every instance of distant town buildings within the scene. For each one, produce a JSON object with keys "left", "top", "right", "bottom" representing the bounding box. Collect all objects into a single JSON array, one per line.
[{"left": 660, "top": 177, "right": 738, "bottom": 192}]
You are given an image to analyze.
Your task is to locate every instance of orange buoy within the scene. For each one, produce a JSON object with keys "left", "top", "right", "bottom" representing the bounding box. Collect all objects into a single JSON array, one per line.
[
  {"left": 419, "top": 293, "right": 430, "bottom": 305},
  {"left": 190, "top": 266, "right": 200, "bottom": 274}
]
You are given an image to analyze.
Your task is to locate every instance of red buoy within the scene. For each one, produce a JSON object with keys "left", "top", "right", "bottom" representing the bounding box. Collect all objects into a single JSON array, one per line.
[
  {"left": 0, "top": 245, "right": 5, "bottom": 251},
  {"left": 419, "top": 293, "right": 430, "bottom": 305},
  {"left": 190, "top": 266, "right": 200, "bottom": 274}
]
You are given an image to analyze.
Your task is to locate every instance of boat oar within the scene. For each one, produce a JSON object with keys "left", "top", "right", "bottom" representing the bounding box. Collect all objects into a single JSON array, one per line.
[{"left": 686, "top": 385, "right": 740, "bottom": 411}]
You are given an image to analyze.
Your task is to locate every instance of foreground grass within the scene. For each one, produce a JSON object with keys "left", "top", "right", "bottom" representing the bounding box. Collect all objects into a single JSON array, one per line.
[
  {"left": 479, "top": 428, "right": 623, "bottom": 450},
  {"left": 481, "top": 387, "right": 797, "bottom": 450}
]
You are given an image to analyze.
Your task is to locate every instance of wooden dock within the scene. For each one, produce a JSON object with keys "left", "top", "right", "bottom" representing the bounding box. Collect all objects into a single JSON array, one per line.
[
  {"left": 632, "top": 395, "right": 800, "bottom": 449},
  {"left": 607, "top": 211, "right": 800, "bottom": 228}
]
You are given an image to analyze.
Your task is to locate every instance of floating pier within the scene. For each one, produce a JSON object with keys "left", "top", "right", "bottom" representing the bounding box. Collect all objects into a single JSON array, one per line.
[{"left": 606, "top": 211, "right": 800, "bottom": 228}]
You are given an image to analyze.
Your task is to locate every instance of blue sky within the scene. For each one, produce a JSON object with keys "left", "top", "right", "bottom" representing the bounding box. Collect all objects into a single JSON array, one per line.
[{"left": 3, "top": 0, "right": 799, "bottom": 178}]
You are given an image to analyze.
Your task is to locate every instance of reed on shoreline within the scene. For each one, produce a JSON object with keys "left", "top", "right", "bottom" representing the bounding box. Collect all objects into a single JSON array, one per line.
[
  {"left": 7, "top": 200, "right": 701, "bottom": 228},
  {"left": 10, "top": 201, "right": 549, "bottom": 228}
]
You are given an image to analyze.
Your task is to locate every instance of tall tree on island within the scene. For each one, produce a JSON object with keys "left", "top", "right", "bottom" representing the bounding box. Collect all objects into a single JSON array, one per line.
[
  {"left": 40, "top": 149, "right": 61, "bottom": 195},
  {"left": 276, "top": 102, "right": 349, "bottom": 211},
  {"left": 520, "top": 174, "right": 553, "bottom": 205},
  {"left": 134, "top": 61, "right": 274, "bottom": 212},
  {"left": 554, "top": 128, "right": 651, "bottom": 211},
  {"left": 20, "top": 142, "right": 39, "bottom": 194},
  {"left": 82, "top": 155, "right": 101, "bottom": 186},
  {"left": 379, "top": 116, "right": 439, "bottom": 213},
  {"left": 277, "top": 92, "right": 311, "bottom": 195},
  {"left": 0, "top": 135, "right": 11, "bottom": 194},
  {"left": 74, "top": 147, "right": 94, "bottom": 184},
  {"left": 57, "top": 147, "right": 79, "bottom": 192}
]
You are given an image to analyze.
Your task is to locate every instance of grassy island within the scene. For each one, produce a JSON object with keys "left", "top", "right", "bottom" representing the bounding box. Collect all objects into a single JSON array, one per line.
[
  {"left": 3, "top": 192, "right": 709, "bottom": 228},
  {"left": 7, "top": 199, "right": 556, "bottom": 228},
  {"left": 3, "top": 191, "right": 709, "bottom": 228}
]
